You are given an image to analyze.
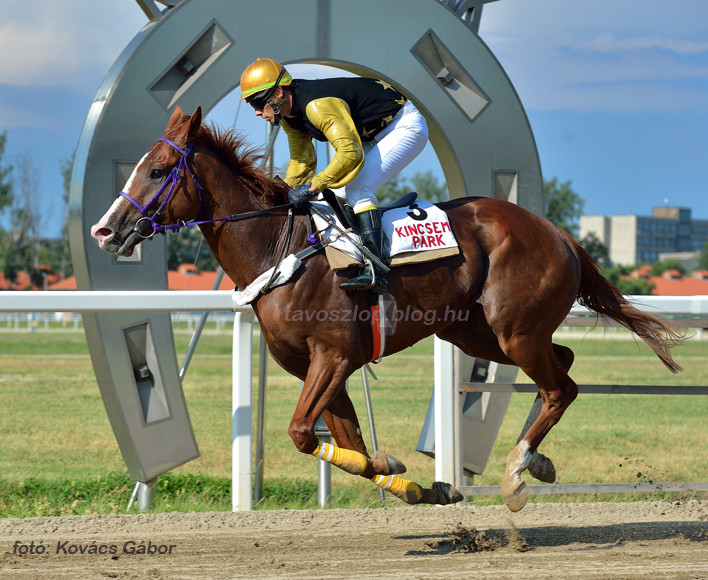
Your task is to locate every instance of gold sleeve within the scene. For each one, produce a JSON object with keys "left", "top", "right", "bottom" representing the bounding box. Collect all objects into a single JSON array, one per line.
[
  {"left": 305, "top": 98, "right": 364, "bottom": 191},
  {"left": 281, "top": 120, "right": 317, "bottom": 188}
]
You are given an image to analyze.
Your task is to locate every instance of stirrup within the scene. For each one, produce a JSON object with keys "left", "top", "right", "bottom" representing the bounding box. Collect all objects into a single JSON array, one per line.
[
  {"left": 340, "top": 264, "right": 375, "bottom": 292},
  {"left": 340, "top": 260, "right": 388, "bottom": 294}
]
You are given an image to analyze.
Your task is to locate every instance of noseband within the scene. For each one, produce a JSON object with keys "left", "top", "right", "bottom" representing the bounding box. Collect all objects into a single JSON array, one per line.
[{"left": 118, "top": 138, "right": 204, "bottom": 238}]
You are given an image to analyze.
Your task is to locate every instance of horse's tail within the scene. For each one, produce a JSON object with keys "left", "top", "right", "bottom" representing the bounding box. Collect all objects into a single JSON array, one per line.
[{"left": 569, "top": 236, "right": 684, "bottom": 373}]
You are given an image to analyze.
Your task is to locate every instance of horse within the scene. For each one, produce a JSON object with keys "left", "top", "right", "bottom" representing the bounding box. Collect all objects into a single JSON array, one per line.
[{"left": 91, "top": 106, "right": 683, "bottom": 512}]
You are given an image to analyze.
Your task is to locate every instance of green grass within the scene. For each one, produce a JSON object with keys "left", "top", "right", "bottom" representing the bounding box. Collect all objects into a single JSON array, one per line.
[{"left": 0, "top": 326, "right": 707, "bottom": 516}]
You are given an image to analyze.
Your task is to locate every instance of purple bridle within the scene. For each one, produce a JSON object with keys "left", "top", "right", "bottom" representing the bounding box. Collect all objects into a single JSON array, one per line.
[
  {"left": 118, "top": 136, "right": 297, "bottom": 241},
  {"left": 118, "top": 138, "right": 204, "bottom": 238}
]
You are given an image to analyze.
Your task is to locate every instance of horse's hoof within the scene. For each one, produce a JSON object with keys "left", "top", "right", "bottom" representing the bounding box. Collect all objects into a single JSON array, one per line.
[
  {"left": 429, "top": 481, "right": 464, "bottom": 505},
  {"left": 528, "top": 452, "right": 556, "bottom": 483},
  {"left": 501, "top": 479, "right": 528, "bottom": 512},
  {"left": 372, "top": 450, "right": 406, "bottom": 475}
]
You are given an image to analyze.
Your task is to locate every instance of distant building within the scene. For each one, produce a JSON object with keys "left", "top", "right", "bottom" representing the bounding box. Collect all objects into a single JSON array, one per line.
[{"left": 580, "top": 206, "right": 708, "bottom": 266}]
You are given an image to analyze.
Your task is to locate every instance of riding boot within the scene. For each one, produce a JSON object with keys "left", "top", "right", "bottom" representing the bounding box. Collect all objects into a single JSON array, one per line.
[{"left": 340, "top": 208, "right": 389, "bottom": 294}]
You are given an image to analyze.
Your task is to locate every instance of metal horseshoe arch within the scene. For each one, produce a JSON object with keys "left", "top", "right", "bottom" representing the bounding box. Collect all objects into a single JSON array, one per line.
[{"left": 69, "top": 0, "right": 543, "bottom": 490}]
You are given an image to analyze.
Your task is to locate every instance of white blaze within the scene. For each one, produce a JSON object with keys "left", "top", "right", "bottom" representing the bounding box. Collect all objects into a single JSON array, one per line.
[
  {"left": 122, "top": 152, "right": 150, "bottom": 194},
  {"left": 90, "top": 153, "right": 150, "bottom": 238}
]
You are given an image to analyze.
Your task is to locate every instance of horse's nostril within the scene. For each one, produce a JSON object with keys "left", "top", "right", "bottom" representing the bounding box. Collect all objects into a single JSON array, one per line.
[{"left": 91, "top": 225, "right": 114, "bottom": 242}]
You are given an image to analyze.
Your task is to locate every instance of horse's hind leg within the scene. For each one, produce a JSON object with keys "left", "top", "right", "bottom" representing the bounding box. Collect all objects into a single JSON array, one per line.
[
  {"left": 517, "top": 396, "right": 555, "bottom": 483},
  {"left": 500, "top": 337, "right": 578, "bottom": 512},
  {"left": 438, "top": 318, "right": 575, "bottom": 488},
  {"left": 517, "top": 343, "right": 575, "bottom": 484}
]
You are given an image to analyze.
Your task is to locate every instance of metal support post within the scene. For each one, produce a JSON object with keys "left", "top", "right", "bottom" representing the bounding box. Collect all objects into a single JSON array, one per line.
[
  {"left": 253, "top": 331, "right": 268, "bottom": 504},
  {"left": 136, "top": 478, "right": 157, "bottom": 511},
  {"left": 361, "top": 367, "right": 386, "bottom": 502},
  {"left": 317, "top": 434, "right": 332, "bottom": 506}
]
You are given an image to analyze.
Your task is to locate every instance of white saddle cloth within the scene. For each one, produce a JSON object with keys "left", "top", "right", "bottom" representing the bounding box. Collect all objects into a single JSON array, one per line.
[{"left": 310, "top": 199, "right": 458, "bottom": 262}]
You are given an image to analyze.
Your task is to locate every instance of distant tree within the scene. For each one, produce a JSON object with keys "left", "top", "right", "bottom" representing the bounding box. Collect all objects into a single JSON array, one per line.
[
  {"left": 166, "top": 227, "right": 219, "bottom": 271},
  {"left": 649, "top": 259, "right": 686, "bottom": 276},
  {"left": 57, "top": 152, "right": 75, "bottom": 278},
  {"left": 544, "top": 177, "right": 584, "bottom": 238},
  {"left": 376, "top": 171, "right": 448, "bottom": 206},
  {"left": 0, "top": 154, "right": 44, "bottom": 282},
  {"left": 408, "top": 170, "right": 448, "bottom": 203},
  {"left": 29, "top": 264, "right": 53, "bottom": 290},
  {"left": 375, "top": 175, "right": 406, "bottom": 207},
  {"left": 0, "top": 132, "right": 12, "bottom": 212},
  {"left": 601, "top": 264, "right": 653, "bottom": 295},
  {"left": 580, "top": 231, "right": 610, "bottom": 267},
  {"left": 616, "top": 277, "right": 654, "bottom": 295},
  {"left": 700, "top": 241, "right": 708, "bottom": 270}
]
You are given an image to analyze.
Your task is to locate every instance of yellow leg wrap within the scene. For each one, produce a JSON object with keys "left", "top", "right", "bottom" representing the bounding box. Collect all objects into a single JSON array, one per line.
[
  {"left": 312, "top": 439, "right": 368, "bottom": 476},
  {"left": 370, "top": 474, "right": 423, "bottom": 505}
]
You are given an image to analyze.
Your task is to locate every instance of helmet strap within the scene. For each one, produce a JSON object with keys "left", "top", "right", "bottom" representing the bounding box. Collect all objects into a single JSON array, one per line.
[{"left": 267, "top": 93, "right": 287, "bottom": 125}]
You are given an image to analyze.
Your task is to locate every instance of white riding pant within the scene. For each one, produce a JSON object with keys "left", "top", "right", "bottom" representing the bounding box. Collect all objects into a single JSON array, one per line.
[{"left": 331, "top": 100, "right": 429, "bottom": 213}]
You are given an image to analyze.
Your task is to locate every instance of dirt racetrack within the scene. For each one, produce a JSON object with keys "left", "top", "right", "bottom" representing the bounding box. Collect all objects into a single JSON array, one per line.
[{"left": 2, "top": 500, "right": 708, "bottom": 579}]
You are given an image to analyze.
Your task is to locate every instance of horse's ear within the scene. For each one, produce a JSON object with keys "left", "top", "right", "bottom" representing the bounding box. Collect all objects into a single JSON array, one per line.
[
  {"left": 167, "top": 106, "right": 184, "bottom": 131},
  {"left": 187, "top": 106, "right": 202, "bottom": 141}
]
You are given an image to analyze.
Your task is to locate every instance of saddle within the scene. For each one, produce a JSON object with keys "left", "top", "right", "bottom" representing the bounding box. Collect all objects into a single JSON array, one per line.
[{"left": 319, "top": 189, "right": 418, "bottom": 231}]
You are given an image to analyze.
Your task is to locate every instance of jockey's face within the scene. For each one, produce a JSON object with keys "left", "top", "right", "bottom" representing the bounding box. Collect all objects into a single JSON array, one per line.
[
  {"left": 252, "top": 99, "right": 276, "bottom": 124},
  {"left": 251, "top": 87, "right": 289, "bottom": 125}
]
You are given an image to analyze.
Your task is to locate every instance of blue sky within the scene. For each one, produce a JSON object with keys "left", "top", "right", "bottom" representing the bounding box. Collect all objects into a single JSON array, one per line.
[{"left": 1, "top": 0, "right": 707, "bottom": 238}]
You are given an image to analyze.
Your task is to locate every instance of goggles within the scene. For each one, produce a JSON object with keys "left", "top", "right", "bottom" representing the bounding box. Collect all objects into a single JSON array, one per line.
[{"left": 247, "top": 94, "right": 270, "bottom": 111}]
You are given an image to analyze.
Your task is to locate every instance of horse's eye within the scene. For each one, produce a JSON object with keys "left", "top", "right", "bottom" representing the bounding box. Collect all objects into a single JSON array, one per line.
[{"left": 150, "top": 169, "right": 165, "bottom": 180}]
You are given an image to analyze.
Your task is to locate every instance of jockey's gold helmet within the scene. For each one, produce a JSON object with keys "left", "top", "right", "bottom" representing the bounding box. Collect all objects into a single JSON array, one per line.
[{"left": 239, "top": 58, "right": 293, "bottom": 103}]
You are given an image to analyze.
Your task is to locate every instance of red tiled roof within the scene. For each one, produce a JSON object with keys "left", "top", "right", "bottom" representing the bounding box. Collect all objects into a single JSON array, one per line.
[
  {"left": 648, "top": 275, "right": 708, "bottom": 296},
  {"left": 167, "top": 269, "right": 235, "bottom": 291},
  {"left": 662, "top": 269, "right": 682, "bottom": 279},
  {"left": 39, "top": 268, "right": 708, "bottom": 296},
  {"left": 46, "top": 277, "right": 79, "bottom": 290},
  {"left": 47, "top": 269, "right": 235, "bottom": 291},
  {"left": 629, "top": 264, "right": 652, "bottom": 279}
]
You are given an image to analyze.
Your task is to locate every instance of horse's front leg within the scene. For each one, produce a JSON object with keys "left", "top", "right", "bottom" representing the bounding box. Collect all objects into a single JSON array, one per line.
[
  {"left": 289, "top": 358, "right": 461, "bottom": 506},
  {"left": 320, "top": 393, "right": 463, "bottom": 505},
  {"left": 319, "top": 387, "right": 407, "bottom": 478},
  {"left": 286, "top": 354, "right": 351, "bottom": 455}
]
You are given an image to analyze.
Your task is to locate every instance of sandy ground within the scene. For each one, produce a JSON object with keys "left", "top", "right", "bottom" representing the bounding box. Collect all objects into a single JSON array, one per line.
[{"left": 1, "top": 501, "right": 708, "bottom": 579}]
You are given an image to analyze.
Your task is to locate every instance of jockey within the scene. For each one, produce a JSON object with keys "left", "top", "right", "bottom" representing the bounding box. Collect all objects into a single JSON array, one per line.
[{"left": 239, "top": 57, "right": 429, "bottom": 295}]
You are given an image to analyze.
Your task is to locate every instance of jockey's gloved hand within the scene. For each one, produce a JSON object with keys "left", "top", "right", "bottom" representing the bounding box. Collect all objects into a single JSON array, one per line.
[{"left": 288, "top": 184, "right": 314, "bottom": 208}]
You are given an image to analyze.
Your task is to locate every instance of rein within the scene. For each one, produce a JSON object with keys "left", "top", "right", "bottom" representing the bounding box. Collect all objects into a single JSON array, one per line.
[{"left": 118, "top": 138, "right": 294, "bottom": 238}]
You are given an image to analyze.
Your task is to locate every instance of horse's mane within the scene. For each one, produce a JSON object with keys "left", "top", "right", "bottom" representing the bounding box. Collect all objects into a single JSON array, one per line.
[{"left": 187, "top": 122, "right": 289, "bottom": 204}]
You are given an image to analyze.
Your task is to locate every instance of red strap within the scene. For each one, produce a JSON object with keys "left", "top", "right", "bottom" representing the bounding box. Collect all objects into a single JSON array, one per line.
[{"left": 371, "top": 303, "right": 382, "bottom": 362}]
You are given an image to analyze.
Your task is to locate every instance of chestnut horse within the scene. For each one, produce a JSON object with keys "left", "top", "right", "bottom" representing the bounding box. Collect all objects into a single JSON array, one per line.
[{"left": 91, "top": 106, "right": 683, "bottom": 511}]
